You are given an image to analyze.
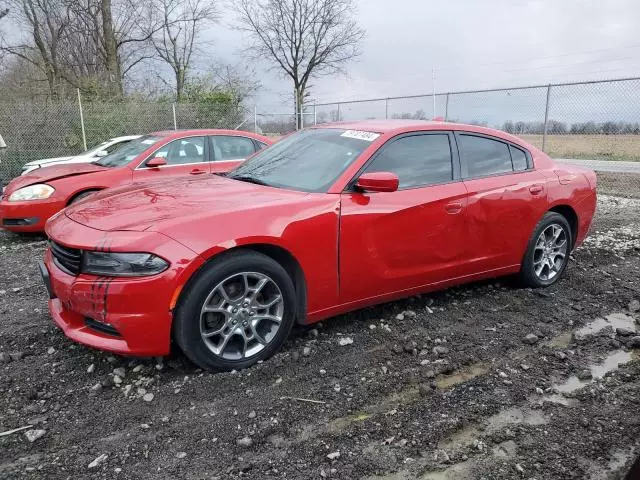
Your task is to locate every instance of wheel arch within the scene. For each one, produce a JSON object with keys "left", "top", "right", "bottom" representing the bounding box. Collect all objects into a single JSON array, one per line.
[
  {"left": 548, "top": 204, "right": 578, "bottom": 249},
  {"left": 175, "top": 243, "right": 308, "bottom": 325},
  {"left": 66, "top": 188, "right": 102, "bottom": 206}
]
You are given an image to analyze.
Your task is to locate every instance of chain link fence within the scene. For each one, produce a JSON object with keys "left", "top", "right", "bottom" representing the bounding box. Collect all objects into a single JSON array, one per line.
[
  {"left": 2, "top": 78, "right": 640, "bottom": 197},
  {"left": 313, "top": 77, "right": 640, "bottom": 197},
  {"left": 0, "top": 94, "right": 250, "bottom": 181}
]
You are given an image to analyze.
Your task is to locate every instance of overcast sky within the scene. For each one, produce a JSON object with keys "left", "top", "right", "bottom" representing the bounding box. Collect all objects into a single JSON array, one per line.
[{"left": 206, "top": 0, "right": 640, "bottom": 122}]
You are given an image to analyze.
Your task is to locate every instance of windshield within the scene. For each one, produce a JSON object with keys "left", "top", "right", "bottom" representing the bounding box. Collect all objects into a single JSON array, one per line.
[
  {"left": 94, "top": 135, "right": 163, "bottom": 167},
  {"left": 84, "top": 140, "right": 111, "bottom": 156},
  {"left": 228, "top": 128, "right": 378, "bottom": 192}
]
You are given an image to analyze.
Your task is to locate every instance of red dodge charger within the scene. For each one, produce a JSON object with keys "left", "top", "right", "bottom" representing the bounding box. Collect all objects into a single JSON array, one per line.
[
  {"left": 0, "top": 129, "right": 272, "bottom": 232},
  {"left": 40, "top": 120, "right": 597, "bottom": 371}
]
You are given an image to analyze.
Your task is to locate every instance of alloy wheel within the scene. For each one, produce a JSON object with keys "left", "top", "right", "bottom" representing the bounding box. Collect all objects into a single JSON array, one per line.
[
  {"left": 532, "top": 223, "right": 568, "bottom": 281},
  {"left": 200, "top": 272, "right": 284, "bottom": 360}
]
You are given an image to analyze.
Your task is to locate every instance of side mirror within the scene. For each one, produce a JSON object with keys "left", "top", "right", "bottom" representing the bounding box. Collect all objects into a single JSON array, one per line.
[
  {"left": 355, "top": 172, "right": 399, "bottom": 193},
  {"left": 146, "top": 157, "right": 167, "bottom": 168},
  {"left": 95, "top": 150, "right": 108, "bottom": 158}
]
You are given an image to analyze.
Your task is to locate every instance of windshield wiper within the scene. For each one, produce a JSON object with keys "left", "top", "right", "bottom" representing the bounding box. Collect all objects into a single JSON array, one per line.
[{"left": 228, "top": 174, "right": 271, "bottom": 187}]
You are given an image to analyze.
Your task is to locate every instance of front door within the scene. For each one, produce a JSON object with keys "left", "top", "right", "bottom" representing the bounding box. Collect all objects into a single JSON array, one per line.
[
  {"left": 339, "top": 131, "right": 468, "bottom": 304},
  {"left": 132, "top": 136, "right": 209, "bottom": 182}
]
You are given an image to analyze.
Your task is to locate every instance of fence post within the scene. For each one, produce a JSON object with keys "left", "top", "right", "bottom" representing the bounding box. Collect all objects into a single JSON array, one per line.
[
  {"left": 385, "top": 98, "right": 389, "bottom": 119},
  {"left": 542, "top": 84, "right": 551, "bottom": 152},
  {"left": 444, "top": 93, "right": 450, "bottom": 121},
  {"left": 172, "top": 103, "right": 177, "bottom": 130},
  {"left": 337, "top": 103, "right": 341, "bottom": 121},
  {"left": 254, "top": 106, "right": 258, "bottom": 133},
  {"left": 76, "top": 88, "right": 87, "bottom": 151},
  {"left": 313, "top": 102, "right": 317, "bottom": 125}
]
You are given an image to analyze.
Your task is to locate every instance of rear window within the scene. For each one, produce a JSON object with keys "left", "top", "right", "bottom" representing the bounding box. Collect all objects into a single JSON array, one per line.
[
  {"left": 510, "top": 145, "right": 529, "bottom": 171},
  {"left": 458, "top": 134, "right": 512, "bottom": 178}
]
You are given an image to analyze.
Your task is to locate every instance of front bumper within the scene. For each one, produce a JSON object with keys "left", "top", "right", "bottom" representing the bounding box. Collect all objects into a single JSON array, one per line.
[
  {"left": 42, "top": 218, "right": 203, "bottom": 356},
  {"left": 0, "top": 198, "right": 64, "bottom": 232}
]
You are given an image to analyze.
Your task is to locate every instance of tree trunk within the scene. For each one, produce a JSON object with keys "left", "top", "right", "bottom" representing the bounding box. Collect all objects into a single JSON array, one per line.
[
  {"left": 100, "top": 0, "right": 123, "bottom": 97},
  {"left": 295, "top": 86, "right": 305, "bottom": 130},
  {"left": 176, "top": 69, "right": 185, "bottom": 102}
]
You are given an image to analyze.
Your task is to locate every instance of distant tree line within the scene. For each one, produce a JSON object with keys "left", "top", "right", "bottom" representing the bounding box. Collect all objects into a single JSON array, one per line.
[{"left": 502, "top": 120, "right": 640, "bottom": 135}]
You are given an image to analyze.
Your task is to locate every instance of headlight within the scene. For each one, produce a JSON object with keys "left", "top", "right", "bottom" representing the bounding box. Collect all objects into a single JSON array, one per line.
[
  {"left": 8, "top": 184, "right": 55, "bottom": 201},
  {"left": 82, "top": 252, "right": 169, "bottom": 277}
]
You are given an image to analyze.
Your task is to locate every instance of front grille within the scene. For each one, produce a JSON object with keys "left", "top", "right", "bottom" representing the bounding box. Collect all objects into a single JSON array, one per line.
[
  {"left": 84, "top": 317, "right": 121, "bottom": 337},
  {"left": 50, "top": 241, "right": 82, "bottom": 275}
]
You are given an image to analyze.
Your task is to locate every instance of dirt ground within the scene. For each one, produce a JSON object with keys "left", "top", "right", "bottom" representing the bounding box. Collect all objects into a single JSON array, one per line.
[{"left": 1, "top": 194, "right": 639, "bottom": 480}]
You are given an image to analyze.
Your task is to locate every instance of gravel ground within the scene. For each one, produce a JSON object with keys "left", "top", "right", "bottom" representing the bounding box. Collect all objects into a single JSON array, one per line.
[{"left": 1, "top": 194, "right": 639, "bottom": 480}]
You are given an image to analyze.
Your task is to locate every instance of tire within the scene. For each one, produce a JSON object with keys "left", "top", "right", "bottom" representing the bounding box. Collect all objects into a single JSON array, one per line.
[
  {"left": 69, "top": 190, "right": 98, "bottom": 205},
  {"left": 173, "top": 250, "right": 296, "bottom": 372},
  {"left": 519, "top": 212, "right": 572, "bottom": 288}
]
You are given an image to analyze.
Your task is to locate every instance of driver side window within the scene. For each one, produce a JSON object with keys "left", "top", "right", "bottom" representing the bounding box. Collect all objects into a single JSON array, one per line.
[{"left": 150, "top": 137, "right": 205, "bottom": 166}]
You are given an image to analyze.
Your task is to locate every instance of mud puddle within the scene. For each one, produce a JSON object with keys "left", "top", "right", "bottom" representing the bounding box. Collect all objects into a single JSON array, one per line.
[{"left": 553, "top": 349, "right": 636, "bottom": 394}]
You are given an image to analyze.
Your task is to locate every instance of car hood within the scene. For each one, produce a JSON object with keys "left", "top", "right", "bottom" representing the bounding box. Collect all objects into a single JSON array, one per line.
[
  {"left": 6, "top": 163, "right": 109, "bottom": 193},
  {"left": 64, "top": 175, "right": 309, "bottom": 232},
  {"left": 24, "top": 156, "right": 74, "bottom": 167}
]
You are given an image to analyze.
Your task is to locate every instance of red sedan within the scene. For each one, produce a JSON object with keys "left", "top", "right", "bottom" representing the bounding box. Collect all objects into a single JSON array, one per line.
[
  {"left": 40, "top": 121, "right": 597, "bottom": 371},
  {"left": 0, "top": 129, "right": 272, "bottom": 232}
]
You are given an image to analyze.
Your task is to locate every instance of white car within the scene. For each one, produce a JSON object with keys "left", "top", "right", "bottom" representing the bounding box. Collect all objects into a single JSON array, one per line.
[{"left": 20, "top": 135, "right": 141, "bottom": 175}]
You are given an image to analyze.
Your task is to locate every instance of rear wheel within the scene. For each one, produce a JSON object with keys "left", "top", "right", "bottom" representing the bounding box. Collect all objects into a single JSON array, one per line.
[
  {"left": 173, "top": 251, "right": 296, "bottom": 371},
  {"left": 519, "top": 212, "right": 571, "bottom": 288}
]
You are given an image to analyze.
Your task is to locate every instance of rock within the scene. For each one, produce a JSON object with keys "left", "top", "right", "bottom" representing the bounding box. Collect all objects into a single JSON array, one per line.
[
  {"left": 47, "top": 347, "right": 55, "bottom": 355},
  {"left": 338, "top": 337, "right": 353, "bottom": 346},
  {"left": 87, "top": 364, "right": 95, "bottom": 373},
  {"left": 629, "top": 299, "right": 640, "bottom": 313},
  {"left": 113, "top": 375, "right": 123, "bottom": 385},
  {"left": 106, "top": 356, "right": 117, "bottom": 364},
  {"left": 555, "top": 351, "right": 567, "bottom": 360},
  {"left": 381, "top": 366, "right": 388, "bottom": 374},
  {"left": 498, "top": 371, "right": 508, "bottom": 378},
  {"left": 403, "top": 341, "right": 417, "bottom": 353},
  {"left": 579, "top": 417, "right": 590, "bottom": 427},
  {"left": 425, "top": 306, "right": 434, "bottom": 314},
  {"left": 523, "top": 334, "right": 539, "bottom": 345},
  {"left": 90, "top": 383, "right": 102, "bottom": 391},
  {"left": 132, "top": 365, "right": 143, "bottom": 373},
  {"left": 248, "top": 410, "right": 256, "bottom": 419},
  {"left": 291, "top": 351, "right": 300, "bottom": 361},
  {"left": 515, "top": 463, "right": 524, "bottom": 474},
  {"left": 627, "top": 336, "right": 640, "bottom": 348},
  {"left": 88, "top": 454, "right": 108, "bottom": 469},
  {"left": 0, "top": 352, "right": 9, "bottom": 364},
  {"left": 616, "top": 327, "right": 635, "bottom": 337},
  {"left": 24, "top": 429, "right": 46, "bottom": 442},
  {"left": 113, "top": 367, "right": 126, "bottom": 378},
  {"left": 404, "top": 310, "right": 417, "bottom": 318},
  {"left": 424, "top": 370, "right": 435, "bottom": 379},
  {"left": 327, "top": 451, "right": 340, "bottom": 460},
  {"left": 236, "top": 436, "right": 253, "bottom": 448},
  {"left": 142, "top": 393, "right": 154, "bottom": 402},
  {"left": 9, "top": 352, "right": 24, "bottom": 361},
  {"left": 369, "top": 324, "right": 377, "bottom": 330},
  {"left": 432, "top": 346, "right": 449, "bottom": 356},
  {"left": 309, "top": 329, "right": 319, "bottom": 338},
  {"left": 391, "top": 345, "right": 403, "bottom": 355},
  {"left": 274, "top": 377, "right": 283, "bottom": 385},
  {"left": 395, "top": 313, "right": 405, "bottom": 320},
  {"left": 302, "top": 347, "right": 311, "bottom": 357},
  {"left": 176, "top": 452, "right": 187, "bottom": 459},
  {"left": 577, "top": 369, "right": 593, "bottom": 381}
]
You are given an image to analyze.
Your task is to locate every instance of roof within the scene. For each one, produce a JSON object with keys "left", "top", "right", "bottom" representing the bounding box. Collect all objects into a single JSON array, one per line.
[
  {"left": 312, "top": 119, "right": 452, "bottom": 133},
  {"left": 150, "top": 129, "right": 260, "bottom": 137}
]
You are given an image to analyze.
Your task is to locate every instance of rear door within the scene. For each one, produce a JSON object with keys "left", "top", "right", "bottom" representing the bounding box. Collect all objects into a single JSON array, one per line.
[
  {"left": 456, "top": 132, "right": 549, "bottom": 275},
  {"left": 132, "top": 136, "right": 210, "bottom": 181},
  {"left": 209, "top": 135, "right": 258, "bottom": 174},
  {"left": 339, "top": 131, "right": 468, "bottom": 303}
]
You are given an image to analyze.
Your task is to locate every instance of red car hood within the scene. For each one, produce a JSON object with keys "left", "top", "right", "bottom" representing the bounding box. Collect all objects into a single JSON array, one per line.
[
  {"left": 5, "top": 163, "right": 108, "bottom": 193},
  {"left": 64, "top": 175, "right": 309, "bottom": 232}
]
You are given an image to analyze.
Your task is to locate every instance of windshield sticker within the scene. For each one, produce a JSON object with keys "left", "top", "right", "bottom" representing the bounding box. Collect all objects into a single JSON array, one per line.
[{"left": 340, "top": 130, "right": 380, "bottom": 142}]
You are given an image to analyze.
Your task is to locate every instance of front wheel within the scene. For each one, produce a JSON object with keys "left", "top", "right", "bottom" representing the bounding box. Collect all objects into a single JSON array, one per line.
[
  {"left": 519, "top": 212, "right": 572, "bottom": 288},
  {"left": 173, "top": 251, "right": 297, "bottom": 371}
]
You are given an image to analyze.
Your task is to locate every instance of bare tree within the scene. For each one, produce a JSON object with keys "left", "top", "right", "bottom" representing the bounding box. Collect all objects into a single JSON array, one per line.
[
  {"left": 235, "top": 0, "right": 364, "bottom": 129},
  {"left": 151, "top": 0, "right": 218, "bottom": 101}
]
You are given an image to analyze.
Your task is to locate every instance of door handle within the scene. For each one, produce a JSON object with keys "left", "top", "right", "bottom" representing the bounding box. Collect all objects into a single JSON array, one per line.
[
  {"left": 190, "top": 168, "right": 206, "bottom": 175},
  {"left": 529, "top": 184, "right": 544, "bottom": 195},
  {"left": 445, "top": 201, "right": 463, "bottom": 214}
]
